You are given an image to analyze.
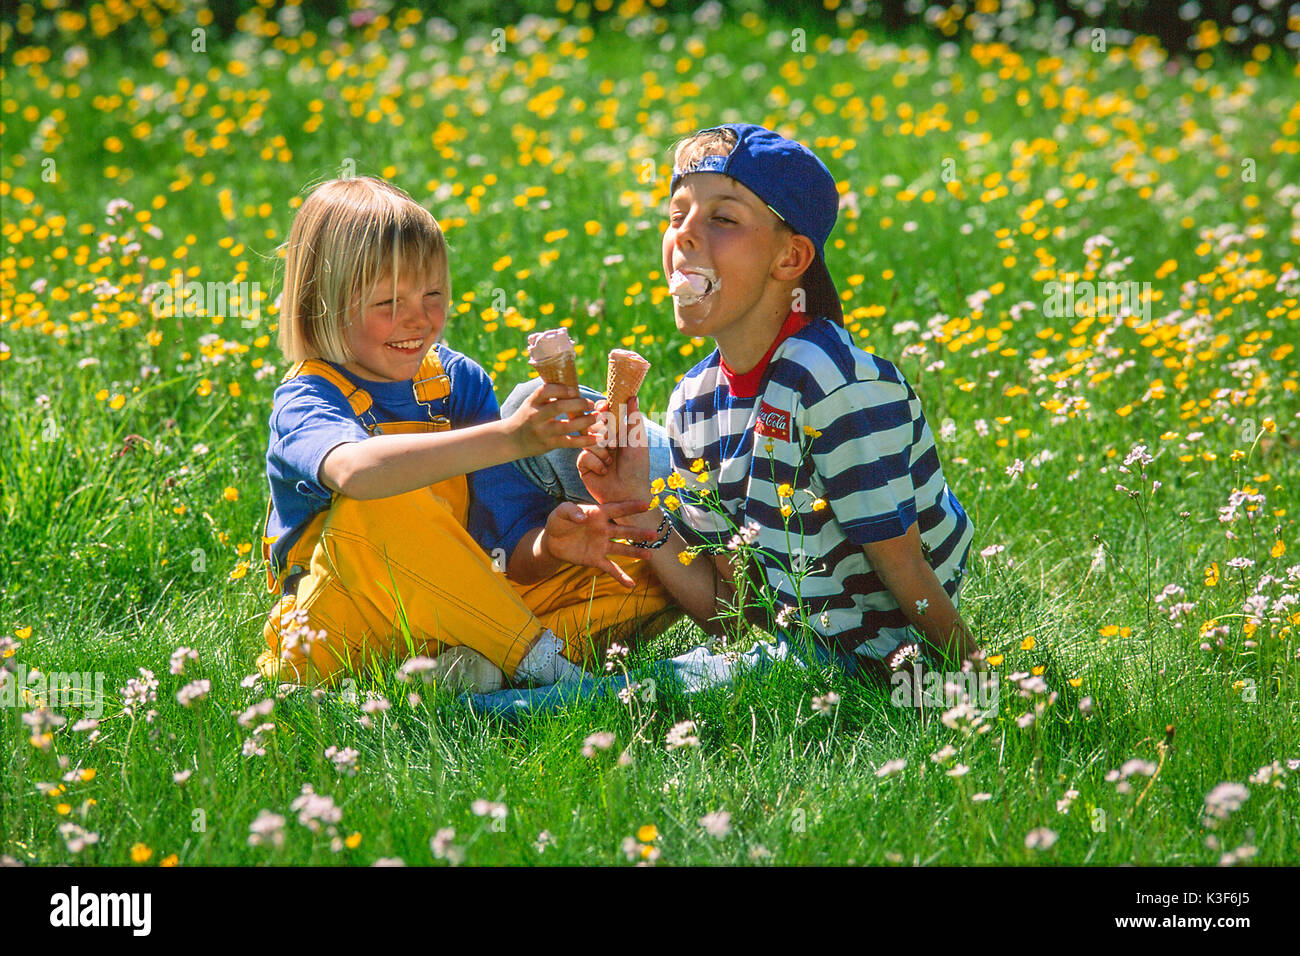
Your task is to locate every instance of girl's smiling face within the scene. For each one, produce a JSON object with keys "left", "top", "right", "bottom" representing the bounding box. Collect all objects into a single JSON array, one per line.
[{"left": 343, "top": 270, "right": 448, "bottom": 383}]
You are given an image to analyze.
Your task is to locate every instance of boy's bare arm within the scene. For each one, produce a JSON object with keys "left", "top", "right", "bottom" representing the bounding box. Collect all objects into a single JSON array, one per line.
[
  {"left": 861, "top": 524, "right": 981, "bottom": 668},
  {"left": 607, "top": 506, "right": 737, "bottom": 630},
  {"left": 320, "top": 385, "right": 595, "bottom": 500}
]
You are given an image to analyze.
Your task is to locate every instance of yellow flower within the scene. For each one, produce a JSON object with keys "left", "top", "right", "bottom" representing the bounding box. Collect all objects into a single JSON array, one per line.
[
  {"left": 678, "top": 550, "right": 697, "bottom": 566},
  {"left": 1068, "top": 678, "right": 1082, "bottom": 688},
  {"left": 79, "top": 768, "right": 96, "bottom": 782},
  {"left": 666, "top": 472, "right": 686, "bottom": 490},
  {"left": 1099, "top": 624, "right": 1119, "bottom": 637},
  {"left": 648, "top": 495, "right": 660, "bottom": 509},
  {"left": 640, "top": 843, "right": 656, "bottom": 860},
  {"left": 1031, "top": 665, "right": 1045, "bottom": 676},
  {"left": 56, "top": 803, "right": 72, "bottom": 816},
  {"left": 131, "top": 843, "right": 152, "bottom": 863},
  {"left": 780, "top": 504, "right": 794, "bottom": 518},
  {"left": 1204, "top": 562, "right": 1220, "bottom": 587},
  {"left": 637, "top": 824, "right": 659, "bottom": 843},
  {"left": 776, "top": 483, "right": 794, "bottom": 499},
  {"left": 663, "top": 495, "right": 680, "bottom": 512},
  {"left": 812, "top": 498, "right": 827, "bottom": 511},
  {"left": 223, "top": 486, "right": 239, "bottom": 502},
  {"left": 345, "top": 832, "right": 362, "bottom": 849},
  {"left": 1020, "top": 635, "right": 1036, "bottom": 651},
  {"left": 986, "top": 654, "right": 1004, "bottom": 667},
  {"left": 802, "top": 425, "right": 822, "bottom": 439},
  {"left": 109, "top": 394, "right": 125, "bottom": 410},
  {"left": 15, "top": 626, "right": 32, "bottom": 640},
  {"left": 650, "top": 477, "right": 665, "bottom": 495},
  {"left": 764, "top": 440, "right": 774, "bottom": 454},
  {"left": 695, "top": 472, "right": 709, "bottom": 484},
  {"left": 159, "top": 854, "right": 179, "bottom": 867},
  {"left": 1271, "top": 540, "right": 1286, "bottom": 559},
  {"left": 228, "top": 561, "right": 249, "bottom": 582},
  {"left": 689, "top": 458, "right": 706, "bottom": 473}
]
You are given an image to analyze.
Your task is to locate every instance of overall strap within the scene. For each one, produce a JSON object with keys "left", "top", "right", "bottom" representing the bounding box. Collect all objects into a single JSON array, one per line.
[
  {"left": 283, "top": 359, "right": 377, "bottom": 423},
  {"left": 413, "top": 346, "right": 451, "bottom": 410}
]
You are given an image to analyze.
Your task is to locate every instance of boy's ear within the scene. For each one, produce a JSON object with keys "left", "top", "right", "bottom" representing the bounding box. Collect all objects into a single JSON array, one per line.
[{"left": 772, "top": 233, "right": 817, "bottom": 282}]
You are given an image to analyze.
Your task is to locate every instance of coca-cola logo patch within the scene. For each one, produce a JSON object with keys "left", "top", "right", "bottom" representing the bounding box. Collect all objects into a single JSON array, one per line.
[{"left": 754, "top": 401, "right": 792, "bottom": 442}]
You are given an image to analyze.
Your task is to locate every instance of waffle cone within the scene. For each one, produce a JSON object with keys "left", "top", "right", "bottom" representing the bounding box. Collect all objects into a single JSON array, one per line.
[
  {"left": 530, "top": 351, "right": 578, "bottom": 388},
  {"left": 606, "top": 350, "right": 650, "bottom": 446}
]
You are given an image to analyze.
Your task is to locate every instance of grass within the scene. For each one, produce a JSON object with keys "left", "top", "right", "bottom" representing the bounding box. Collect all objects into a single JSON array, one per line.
[{"left": 1, "top": 2, "right": 1298, "bottom": 866}]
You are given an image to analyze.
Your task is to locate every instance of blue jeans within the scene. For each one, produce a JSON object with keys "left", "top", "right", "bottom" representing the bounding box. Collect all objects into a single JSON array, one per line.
[
  {"left": 465, "top": 629, "right": 866, "bottom": 719},
  {"left": 499, "top": 379, "right": 675, "bottom": 504}
]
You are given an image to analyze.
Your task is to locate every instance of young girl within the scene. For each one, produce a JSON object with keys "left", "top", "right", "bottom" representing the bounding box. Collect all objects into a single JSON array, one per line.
[{"left": 259, "top": 176, "right": 676, "bottom": 692}]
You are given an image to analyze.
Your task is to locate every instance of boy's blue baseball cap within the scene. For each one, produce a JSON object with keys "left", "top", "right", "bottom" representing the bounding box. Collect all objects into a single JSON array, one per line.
[{"left": 670, "top": 123, "right": 843, "bottom": 325}]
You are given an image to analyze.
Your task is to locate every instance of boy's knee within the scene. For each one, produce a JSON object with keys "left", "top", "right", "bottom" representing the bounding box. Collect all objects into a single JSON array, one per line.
[{"left": 501, "top": 378, "right": 546, "bottom": 418}]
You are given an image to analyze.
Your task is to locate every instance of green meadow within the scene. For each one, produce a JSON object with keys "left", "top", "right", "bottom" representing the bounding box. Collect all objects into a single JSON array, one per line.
[{"left": 1, "top": 1, "right": 1298, "bottom": 865}]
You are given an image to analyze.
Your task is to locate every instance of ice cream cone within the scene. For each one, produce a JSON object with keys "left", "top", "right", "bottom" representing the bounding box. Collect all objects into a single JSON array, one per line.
[
  {"left": 527, "top": 328, "right": 579, "bottom": 388},
  {"left": 606, "top": 349, "right": 650, "bottom": 446},
  {"left": 531, "top": 351, "right": 579, "bottom": 388}
]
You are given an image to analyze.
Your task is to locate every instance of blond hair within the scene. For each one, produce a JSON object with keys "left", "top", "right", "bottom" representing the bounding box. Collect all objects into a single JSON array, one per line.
[
  {"left": 672, "top": 126, "right": 738, "bottom": 173},
  {"left": 278, "top": 176, "right": 450, "bottom": 364}
]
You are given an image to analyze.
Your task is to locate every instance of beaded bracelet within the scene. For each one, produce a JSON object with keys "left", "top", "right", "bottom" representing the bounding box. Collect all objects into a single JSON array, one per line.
[{"left": 628, "top": 513, "right": 672, "bottom": 550}]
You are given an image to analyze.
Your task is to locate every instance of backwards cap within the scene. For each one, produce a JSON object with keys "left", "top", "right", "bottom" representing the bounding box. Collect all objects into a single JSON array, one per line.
[{"left": 670, "top": 123, "right": 842, "bottom": 325}]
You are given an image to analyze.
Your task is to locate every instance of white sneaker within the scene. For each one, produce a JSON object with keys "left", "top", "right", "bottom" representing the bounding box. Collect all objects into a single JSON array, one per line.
[{"left": 514, "top": 630, "right": 585, "bottom": 686}]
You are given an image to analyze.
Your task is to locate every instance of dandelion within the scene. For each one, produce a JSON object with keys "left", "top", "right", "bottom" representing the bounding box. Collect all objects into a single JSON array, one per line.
[
  {"left": 699, "top": 810, "right": 732, "bottom": 839},
  {"left": 665, "top": 720, "right": 700, "bottom": 750}
]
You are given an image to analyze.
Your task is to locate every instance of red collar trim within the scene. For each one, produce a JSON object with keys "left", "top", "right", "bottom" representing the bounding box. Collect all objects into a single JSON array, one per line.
[{"left": 719, "top": 310, "right": 811, "bottom": 399}]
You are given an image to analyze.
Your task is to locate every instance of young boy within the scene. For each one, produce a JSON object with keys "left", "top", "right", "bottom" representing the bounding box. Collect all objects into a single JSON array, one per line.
[{"left": 578, "top": 123, "right": 979, "bottom": 677}]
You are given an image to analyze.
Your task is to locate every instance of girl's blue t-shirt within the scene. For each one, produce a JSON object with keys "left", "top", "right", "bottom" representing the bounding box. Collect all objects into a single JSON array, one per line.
[{"left": 264, "top": 344, "right": 555, "bottom": 571}]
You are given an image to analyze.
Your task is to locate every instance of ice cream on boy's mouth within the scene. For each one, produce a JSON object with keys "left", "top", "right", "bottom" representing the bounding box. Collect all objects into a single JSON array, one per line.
[{"left": 669, "top": 268, "right": 718, "bottom": 305}]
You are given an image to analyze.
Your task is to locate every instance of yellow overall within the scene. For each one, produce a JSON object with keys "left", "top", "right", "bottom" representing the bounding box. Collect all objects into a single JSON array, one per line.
[{"left": 258, "top": 350, "right": 676, "bottom": 688}]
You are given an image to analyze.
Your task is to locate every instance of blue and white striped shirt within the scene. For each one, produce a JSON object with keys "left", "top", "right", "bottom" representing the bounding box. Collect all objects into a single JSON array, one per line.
[{"left": 665, "top": 317, "right": 973, "bottom": 659}]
